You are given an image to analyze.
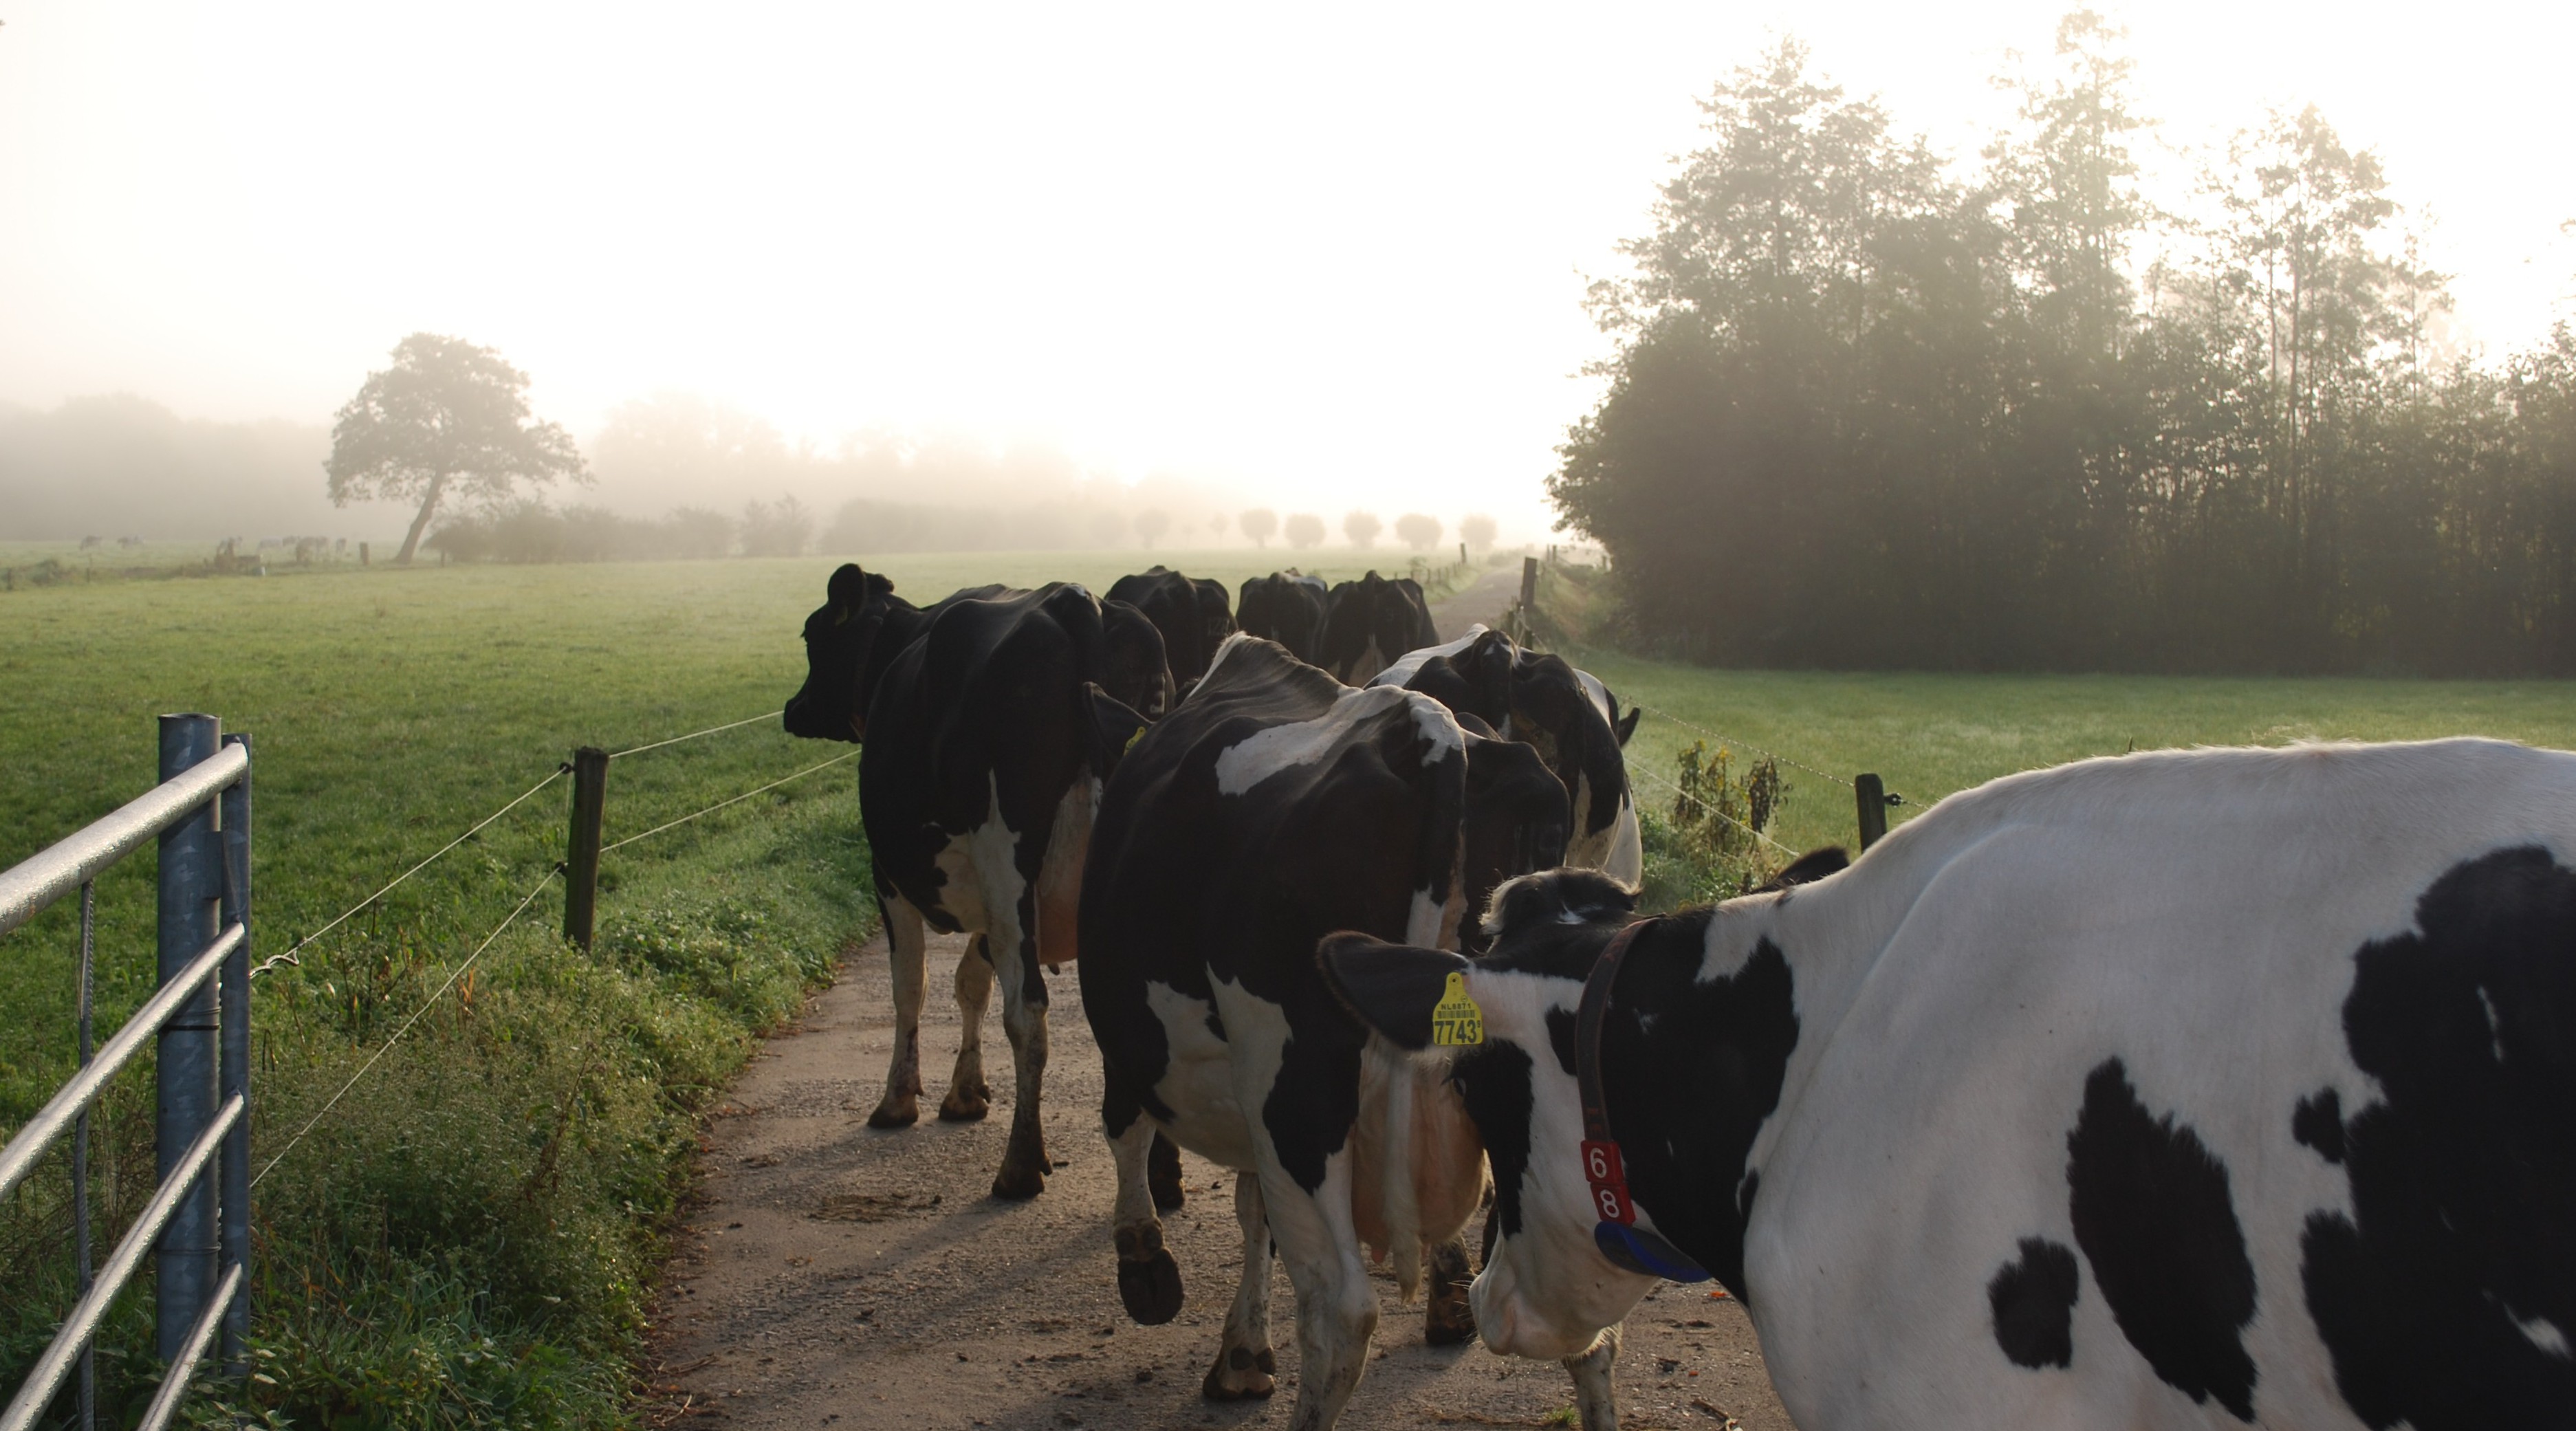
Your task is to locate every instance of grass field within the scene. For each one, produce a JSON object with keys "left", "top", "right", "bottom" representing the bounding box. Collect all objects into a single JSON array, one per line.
[{"left": 10, "top": 546, "right": 2573, "bottom": 1428}]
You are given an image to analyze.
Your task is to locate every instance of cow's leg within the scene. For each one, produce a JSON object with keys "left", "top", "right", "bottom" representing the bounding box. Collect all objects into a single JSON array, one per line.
[
  {"left": 1259, "top": 1157, "right": 1377, "bottom": 1431},
  {"left": 938, "top": 935, "right": 994, "bottom": 1121},
  {"left": 1562, "top": 1321, "right": 1623, "bottom": 1431},
  {"left": 866, "top": 896, "right": 928, "bottom": 1129},
  {"left": 1149, "top": 1130, "right": 1186, "bottom": 1212},
  {"left": 987, "top": 896, "right": 1051, "bottom": 1199},
  {"left": 1423, "top": 1232, "right": 1476, "bottom": 1345},
  {"left": 1201, "top": 1171, "right": 1278, "bottom": 1400},
  {"left": 1108, "top": 1113, "right": 1183, "bottom": 1324}
]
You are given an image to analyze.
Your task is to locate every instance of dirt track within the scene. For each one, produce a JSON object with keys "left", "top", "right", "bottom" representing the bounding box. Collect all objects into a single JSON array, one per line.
[{"left": 644, "top": 932, "right": 1793, "bottom": 1430}]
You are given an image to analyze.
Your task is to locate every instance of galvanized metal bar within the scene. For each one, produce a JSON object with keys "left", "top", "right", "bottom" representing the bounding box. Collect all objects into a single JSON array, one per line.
[
  {"left": 0, "top": 924, "right": 238, "bottom": 1203},
  {"left": 157, "top": 713, "right": 223, "bottom": 1363},
  {"left": 0, "top": 741, "right": 245, "bottom": 941},
  {"left": 0, "top": 1093, "right": 243, "bottom": 1431},
  {"left": 217, "top": 731, "right": 252, "bottom": 1372},
  {"left": 135, "top": 1262, "right": 245, "bottom": 1431},
  {"left": 74, "top": 880, "right": 96, "bottom": 1431}
]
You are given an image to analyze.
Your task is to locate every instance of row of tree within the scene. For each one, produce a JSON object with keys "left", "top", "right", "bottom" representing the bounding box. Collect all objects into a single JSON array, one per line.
[
  {"left": 317, "top": 343, "right": 1509, "bottom": 562},
  {"left": 1549, "top": 15, "right": 2576, "bottom": 675}
]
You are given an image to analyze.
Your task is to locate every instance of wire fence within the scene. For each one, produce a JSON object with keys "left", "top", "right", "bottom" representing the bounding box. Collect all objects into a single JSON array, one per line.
[
  {"left": 1628, "top": 763, "right": 1801, "bottom": 858},
  {"left": 246, "top": 706, "right": 847, "bottom": 1183}
]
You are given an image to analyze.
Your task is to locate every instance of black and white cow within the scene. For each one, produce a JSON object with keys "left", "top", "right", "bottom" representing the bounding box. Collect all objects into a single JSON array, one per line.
[
  {"left": 1236, "top": 571, "right": 1331, "bottom": 665},
  {"left": 783, "top": 564, "right": 1169, "bottom": 1199},
  {"left": 1109, "top": 567, "right": 1237, "bottom": 686},
  {"left": 1324, "top": 738, "right": 2576, "bottom": 1430},
  {"left": 1078, "top": 634, "right": 1577, "bottom": 1429},
  {"left": 1316, "top": 571, "right": 1438, "bottom": 684},
  {"left": 1371, "top": 625, "right": 1644, "bottom": 891}
]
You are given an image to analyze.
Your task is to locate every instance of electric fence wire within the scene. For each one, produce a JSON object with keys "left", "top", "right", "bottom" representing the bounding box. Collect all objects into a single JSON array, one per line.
[
  {"left": 1627, "top": 701, "right": 1855, "bottom": 791},
  {"left": 598, "top": 747, "right": 859, "bottom": 855},
  {"left": 1629, "top": 763, "right": 1801, "bottom": 858},
  {"left": 251, "top": 863, "right": 561, "bottom": 1189},
  {"left": 608, "top": 711, "right": 778, "bottom": 760},
  {"left": 251, "top": 765, "right": 568, "bottom": 979}
]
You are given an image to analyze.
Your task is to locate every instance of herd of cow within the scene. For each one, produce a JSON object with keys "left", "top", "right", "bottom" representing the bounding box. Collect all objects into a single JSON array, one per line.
[{"left": 781, "top": 564, "right": 2573, "bottom": 1431}]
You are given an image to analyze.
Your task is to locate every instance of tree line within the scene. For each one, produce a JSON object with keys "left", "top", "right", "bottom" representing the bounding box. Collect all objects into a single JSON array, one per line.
[{"left": 1550, "top": 15, "right": 2576, "bottom": 675}]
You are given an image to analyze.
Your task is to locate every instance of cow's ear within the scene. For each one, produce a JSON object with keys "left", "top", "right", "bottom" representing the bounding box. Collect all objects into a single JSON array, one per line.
[
  {"left": 1613, "top": 703, "right": 1641, "bottom": 747},
  {"left": 1318, "top": 932, "right": 1470, "bottom": 1051},
  {"left": 1085, "top": 683, "right": 1153, "bottom": 779},
  {"left": 1759, "top": 845, "right": 1848, "bottom": 892},
  {"left": 827, "top": 563, "right": 872, "bottom": 613}
]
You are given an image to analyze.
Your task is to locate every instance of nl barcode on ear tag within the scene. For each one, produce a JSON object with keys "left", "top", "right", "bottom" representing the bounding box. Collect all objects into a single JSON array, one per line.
[{"left": 1430, "top": 971, "right": 1483, "bottom": 1046}]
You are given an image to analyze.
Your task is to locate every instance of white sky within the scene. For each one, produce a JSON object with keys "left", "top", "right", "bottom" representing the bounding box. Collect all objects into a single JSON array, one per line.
[{"left": 3, "top": 1, "right": 2570, "bottom": 541}]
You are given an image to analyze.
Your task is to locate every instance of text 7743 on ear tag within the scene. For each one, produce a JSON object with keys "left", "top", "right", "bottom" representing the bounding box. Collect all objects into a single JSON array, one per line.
[{"left": 1431, "top": 971, "right": 1484, "bottom": 1046}]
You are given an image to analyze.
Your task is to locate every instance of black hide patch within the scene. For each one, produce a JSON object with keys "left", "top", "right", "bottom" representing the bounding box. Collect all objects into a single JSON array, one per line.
[
  {"left": 1989, "top": 1237, "right": 2081, "bottom": 1370},
  {"left": 2300, "top": 845, "right": 2576, "bottom": 1431},
  {"left": 2292, "top": 1089, "right": 2345, "bottom": 1164},
  {"left": 1596, "top": 921, "right": 1797, "bottom": 1303},
  {"left": 2064, "top": 1058, "right": 2258, "bottom": 1421},
  {"left": 1452, "top": 1040, "right": 1536, "bottom": 1240}
]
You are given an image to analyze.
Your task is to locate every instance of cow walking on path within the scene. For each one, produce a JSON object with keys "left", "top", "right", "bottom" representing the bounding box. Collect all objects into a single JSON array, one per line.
[
  {"left": 1078, "top": 635, "right": 1580, "bottom": 1430},
  {"left": 785, "top": 565, "right": 1172, "bottom": 1199},
  {"left": 1326, "top": 738, "right": 2576, "bottom": 1431}
]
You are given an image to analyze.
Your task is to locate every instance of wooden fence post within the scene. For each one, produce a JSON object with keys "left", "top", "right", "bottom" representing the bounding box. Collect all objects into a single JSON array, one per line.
[
  {"left": 563, "top": 747, "right": 609, "bottom": 948},
  {"left": 1855, "top": 773, "right": 1888, "bottom": 852},
  {"left": 1458, "top": 541, "right": 1467, "bottom": 569}
]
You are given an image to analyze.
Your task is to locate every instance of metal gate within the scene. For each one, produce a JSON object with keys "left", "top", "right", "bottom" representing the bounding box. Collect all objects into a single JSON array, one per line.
[{"left": 0, "top": 714, "right": 252, "bottom": 1431}]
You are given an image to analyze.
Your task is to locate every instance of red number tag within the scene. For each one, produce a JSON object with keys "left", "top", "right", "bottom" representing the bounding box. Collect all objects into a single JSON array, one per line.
[{"left": 1581, "top": 1139, "right": 1633, "bottom": 1224}]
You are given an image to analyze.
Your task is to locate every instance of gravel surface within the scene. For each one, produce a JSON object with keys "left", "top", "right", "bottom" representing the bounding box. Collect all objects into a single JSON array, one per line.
[{"left": 642, "top": 901, "right": 1793, "bottom": 1431}]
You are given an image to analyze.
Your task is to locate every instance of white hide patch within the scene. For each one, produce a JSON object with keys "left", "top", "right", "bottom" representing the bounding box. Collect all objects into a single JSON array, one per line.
[
  {"left": 1214, "top": 685, "right": 1415, "bottom": 795},
  {"left": 2519, "top": 1313, "right": 2572, "bottom": 1360},
  {"left": 1144, "top": 980, "right": 1257, "bottom": 1169},
  {"left": 927, "top": 773, "right": 1032, "bottom": 954},
  {"left": 1033, "top": 777, "right": 1098, "bottom": 966},
  {"left": 1366, "top": 626, "right": 1487, "bottom": 690}
]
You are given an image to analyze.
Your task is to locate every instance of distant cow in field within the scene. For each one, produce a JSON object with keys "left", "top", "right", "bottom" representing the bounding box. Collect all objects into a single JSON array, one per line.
[
  {"left": 1079, "top": 635, "right": 1580, "bottom": 1428},
  {"left": 1324, "top": 738, "right": 2576, "bottom": 1431},
  {"left": 1372, "top": 626, "right": 1644, "bottom": 889},
  {"left": 1109, "top": 567, "right": 1236, "bottom": 687},
  {"left": 1316, "top": 571, "right": 1437, "bottom": 684},
  {"left": 1236, "top": 571, "right": 1331, "bottom": 666},
  {"left": 783, "top": 564, "right": 1172, "bottom": 1199}
]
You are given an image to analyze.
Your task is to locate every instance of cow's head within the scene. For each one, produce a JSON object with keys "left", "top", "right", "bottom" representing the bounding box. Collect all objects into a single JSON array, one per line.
[
  {"left": 1100, "top": 597, "right": 1175, "bottom": 719},
  {"left": 1320, "top": 852, "right": 1846, "bottom": 1363},
  {"left": 784, "top": 563, "right": 897, "bottom": 742}
]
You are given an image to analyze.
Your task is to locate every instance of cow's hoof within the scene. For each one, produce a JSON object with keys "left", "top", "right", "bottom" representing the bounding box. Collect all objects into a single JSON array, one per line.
[
  {"left": 1424, "top": 1285, "right": 1477, "bottom": 1346},
  {"left": 1148, "top": 1135, "right": 1186, "bottom": 1212},
  {"left": 1201, "top": 1346, "right": 1277, "bottom": 1401},
  {"left": 866, "top": 1100, "right": 919, "bottom": 1130},
  {"left": 990, "top": 1162, "right": 1047, "bottom": 1200},
  {"left": 1115, "top": 1225, "right": 1184, "bottom": 1325},
  {"left": 937, "top": 1091, "right": 990, "bottom": 1122}
]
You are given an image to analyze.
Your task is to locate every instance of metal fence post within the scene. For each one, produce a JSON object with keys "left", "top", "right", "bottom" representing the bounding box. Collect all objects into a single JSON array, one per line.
[
  {"left": 155, "top": 714, "right": 222, "bottom": 1363},
  {"left": 1855, "top": 773, "right": 1888, "bottom": 852},
  {"left": 563, "top": 747, "right": 609, "bottom": 948},
  {"left": 217, "top": 732, "right": 252, "bottom": 1373}
]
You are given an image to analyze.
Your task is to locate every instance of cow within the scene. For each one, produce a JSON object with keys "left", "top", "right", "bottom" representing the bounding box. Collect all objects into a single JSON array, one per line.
[
  {"left": 1236, "top": 571, "right": 1331, "bottom": 665},
  {"left": 1109, "top": 566, "right": 1238, "bottom": 686},
  {"left": 1078, "top": 633, "right": 1583, "bottom": 1430},
  {"left": 783, "top": 563, "right": 1175, "bottom": 1199},
  {"left": 1371, "top": 625, "right": 1644, "bottom": 888},
  {"left": 1316, "top": 570, "right": 1438, "bottom": 684},
  {"left": 1322, "top": 737, "right": 2576, "bottom": 1431}
]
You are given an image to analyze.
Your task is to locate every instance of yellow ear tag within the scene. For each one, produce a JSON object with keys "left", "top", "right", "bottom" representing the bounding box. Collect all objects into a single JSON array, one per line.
[
  {"left": 1430, "top": 971, "right": 1484, "bottom": 1047},
  {"left": 1123, "top": 725, "right": 1146, "bottom": 755}
]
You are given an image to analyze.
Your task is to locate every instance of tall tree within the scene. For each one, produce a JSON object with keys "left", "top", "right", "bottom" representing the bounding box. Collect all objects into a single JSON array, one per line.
[
  {"left": 1133, "top": 507, "right": 1170, "bottom": 549},
  {"left": 1459, "top": 513, "right": 1498, "bottom": 551},
  {"left": 1342, "top": 510, "right": 1382, "bottom": 549},
  {"left": 326, "top": 334, "right": 586, "bottom": 563},
  {"left": 1394, "top": 512, "right": 1442, "bottom": 550},
  {"left": 1284, "top": 513, "right": 1325, "bottom": 550},
  {"left": 1240, "top": 508, "right": 1278, "bottom": 548}
]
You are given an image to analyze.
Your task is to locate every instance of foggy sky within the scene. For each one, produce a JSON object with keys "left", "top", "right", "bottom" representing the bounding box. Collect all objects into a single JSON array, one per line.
[{"left": 3, "top": 1, "right": 2568, "bottom": 544}]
